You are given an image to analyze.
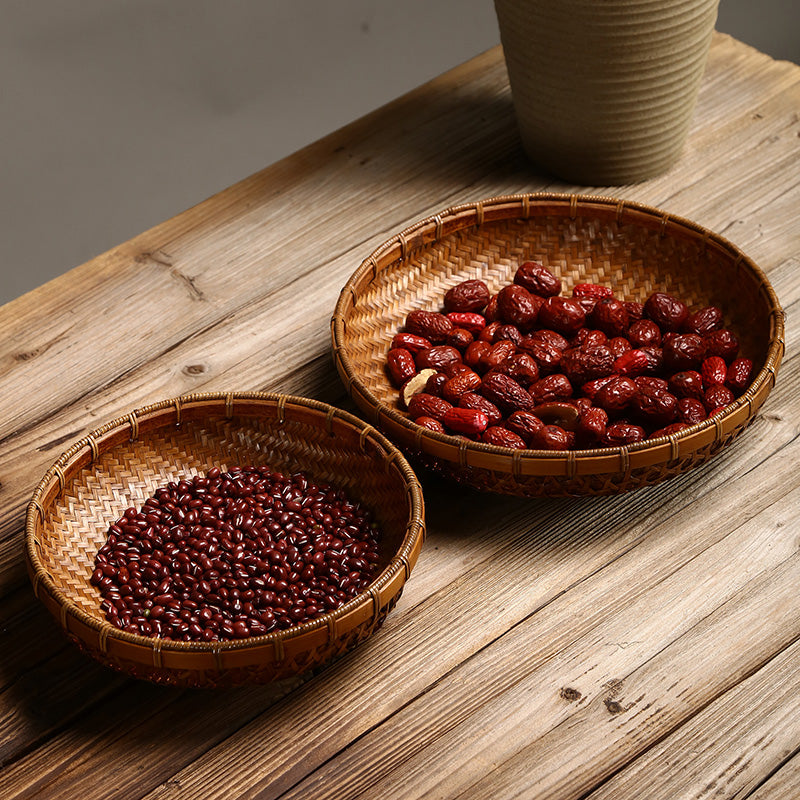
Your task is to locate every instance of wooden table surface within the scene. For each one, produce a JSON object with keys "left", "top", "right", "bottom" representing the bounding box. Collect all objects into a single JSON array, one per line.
[{"left": 2, "top": 32, "right": 799, "bottom": 800}]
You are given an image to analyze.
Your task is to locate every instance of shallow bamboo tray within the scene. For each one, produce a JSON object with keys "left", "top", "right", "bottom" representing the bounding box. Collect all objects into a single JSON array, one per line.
[
  {"left": 332, "top": 193, "right": 785, "bottom": 497},
  {"left": 25, "top": 392, "right": 425, "bottom": 688}
]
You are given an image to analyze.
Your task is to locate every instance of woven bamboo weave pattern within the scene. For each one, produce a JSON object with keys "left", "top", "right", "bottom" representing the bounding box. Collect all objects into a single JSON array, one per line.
[
  {"left": 26, "top": 394, "right": 425, "bottom": 687},
  {"left": 333, "top": 194, "right": 783, "bottom": 497}
]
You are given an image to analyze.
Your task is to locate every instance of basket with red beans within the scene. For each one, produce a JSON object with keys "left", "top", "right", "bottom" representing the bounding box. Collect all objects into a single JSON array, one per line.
[
  {"left": 25, "top": 393, "right": 425, "bottom": 687},
  {"left": 332, "top": 193, "right": 784, "bottom": 497}
]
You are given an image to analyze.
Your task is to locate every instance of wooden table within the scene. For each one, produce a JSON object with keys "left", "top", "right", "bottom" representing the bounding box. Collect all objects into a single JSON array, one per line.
[{"left": 2, "top": 32, "right": 799, "bottom": 799}]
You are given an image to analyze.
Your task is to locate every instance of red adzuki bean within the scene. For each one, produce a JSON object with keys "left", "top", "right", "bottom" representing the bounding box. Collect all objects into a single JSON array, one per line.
[{"left": 91, "top": 467, "right": 381, "bottom": 642}]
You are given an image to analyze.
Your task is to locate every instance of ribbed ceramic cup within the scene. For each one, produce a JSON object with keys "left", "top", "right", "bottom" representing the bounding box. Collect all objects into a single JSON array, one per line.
[{"left": 493, "top": 0, "right": 720, "bottom": 184}]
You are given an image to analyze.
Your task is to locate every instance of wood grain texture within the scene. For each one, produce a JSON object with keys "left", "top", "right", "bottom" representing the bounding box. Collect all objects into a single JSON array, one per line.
[
  {"left": 585, "top": 637, "right": 800, "bottom": 800},
  {"left": 1, "top": 32, "right": 799, "bottom": 800}
]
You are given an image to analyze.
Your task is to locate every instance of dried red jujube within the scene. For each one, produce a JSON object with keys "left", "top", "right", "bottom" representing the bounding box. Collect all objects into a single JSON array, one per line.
[
  {"left": 447, "top": 327, "right": 475, "bottom": 351},
  {"left": 701, "top": 356, "right": 728, "bottom": 388},
  {"left": 443, "top": 407, "right": 489, "bottom": 436},
  {"left": 444, "top": 279, "right": 490, "bottom": 313},
  {"left": 415, "top": 344, "right": 462, "bottom": 372},
  {"left": 644, "top": 292, "right": 689, "bottom": 332},
  {"left": 495, "top": 352, "right": 540, "bottom": 387},
  {"left": 582, "top": 374, "right": 618, "bottom": 402},
  {"left": 538, "top": 296, "right": 586, "bottom": 336},
  {"left": 387, "top": 348, "right": 416, "bottom": 387},
  {"left": 480, "top": 371, "right": 535, "bottom": 413},
  {"left": 493, "top": 324, "right": 524, "bottom": 345},
  {"left": 649, "top": 422, "right": 690, "bottom": 439},
  {"left": 627, "top": 319, "right": 661, "bottom": 349},
  {"left": 590, "top": 298, "right": 629, "bottom": 338},
  {"left": 677, "top": 397, "right": 707, "bottom": 425},
  {"left": 479, "top": 339, "right": 517, "bottom": 373},
  {"left": 518, "top": 333, "right": 565, "bottom": 374},
  {"left": 705, "top": 384, "right": 735, "bottom": 412},
  {"left": 446, "top": 312, "right": 487, "bottom": 337},
  {"left": 573, "top": 283, "right": 613, "bottom": 300},
  {"left": 390, "top": 260, "right": 749, "bottom": 449},
  {"left": 415, "top": 415, "right": 445, "bottom": 433},
  {"left": 442, "top": 369, "right": 482, "bottom": 403},
  {"left": 529, "top": 424, "right": 571, "bottom": 451},
  {"left": 496, "top": 285, "right": 542, "bottom": 330},
  {"left": 571, "top": 328, "right": 607, "bottom": 349},
  {"left": 575, "top": 406, "right": 609, "bottom": 445},
  {"left": 459, "top": 392, "right": 503, "bottom": 427},
  {"left": 479, "top": 320, "right": 502, "bottom": 342},
  {"left": 684, "top": 306, "right": 723, "bottom": 335},
  {"left": 726, "top": 358, "right": 754, "bottom": 392},
  {"left": 525, "top": 329, "right": 569, "bottom": 352},
  {"left": 602, "top": 422, "right": 646, "bottom": 446},
  {"left": 464, "top": 340, "right": 492, "bottom": 370},
  {"left": 668, "top": 370, "right": 705, "bottom": 401},
  {"left": 613, "top": 349, "right": 650, "bottom": 377},
  {"left": 594, "top": 376, "right": 637, "bottom": 415},
  {"left": 407, "top": 393, "right": 452, "bottom": 421},
  {"left": 482, "top": 426, "right": 527, "bottom": 449},
  {"left": 608, "top": 337, "right": 631, "bottom": 359},
  {"left": 391, "top": 332, "right": 431, "bottom": 355},
  {"left": 662, "top": 334, "right": 706, "bottom": 372},
  {"left": 705, "top": 329, "right": 740, "bottom": 362},
  {"left": 405, "top": 309, "right": 453, "bottom": 343},
  {"left": 529, "top": 373, "right": 573, "bottom": 405},
  {"left": 513, "top": 261, "right": 561, "bottom": 297},
  {"left": 632, "top": 384, "right": 679, "bottom": 427},
  {"left": 505, "top": 409, "right": 545, "bottom": 444},
  {"left": 424, "top": 372, "right": 448, "bottom": 397},
  {"left": 625, "top": 301, "right": 645, "bottom": 324},
  {"left": 560, "top": 345, "right": 615, "bottom": 387}
]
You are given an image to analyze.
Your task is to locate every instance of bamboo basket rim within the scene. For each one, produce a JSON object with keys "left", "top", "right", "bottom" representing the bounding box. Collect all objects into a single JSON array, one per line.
[
  {"left": 331, "top": 192, "right": 785, "bottom": 479},
  {"left": 25, "top": 391, "right": 426, "bottom": 656}
]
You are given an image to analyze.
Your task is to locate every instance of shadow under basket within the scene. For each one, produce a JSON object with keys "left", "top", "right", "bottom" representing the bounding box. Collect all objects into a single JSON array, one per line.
[
  {"left": 25, "top": 393, "right": 425, "bottom": 688},
  {"left": 332, "top": 193, "right": 785, "bottom": 497}
]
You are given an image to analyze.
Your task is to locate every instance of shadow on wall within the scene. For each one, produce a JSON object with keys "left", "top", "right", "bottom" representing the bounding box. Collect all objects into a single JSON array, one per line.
[
  {"left": 717, "top": 0, "right": 800, "bottom": 64},
  {"left": 0, "top": 0, "right": 502, "bottom": 306}
]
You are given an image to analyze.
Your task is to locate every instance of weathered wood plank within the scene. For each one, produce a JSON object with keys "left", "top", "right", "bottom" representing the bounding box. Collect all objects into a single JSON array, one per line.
[
  {"left": 445, "top": 560, "right": 800, "bottom": 800},
  {"left": 0, "top": 678, "right": 304, "bottom": 800},
  {"left": 584, "top": 638, "right": 800, "bottom": 799},
  {"left": 748, "top": 754, "right": 800, "bottom": 800}
]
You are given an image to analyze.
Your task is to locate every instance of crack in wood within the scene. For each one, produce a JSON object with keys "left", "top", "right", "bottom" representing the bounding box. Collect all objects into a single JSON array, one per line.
[{"left": 169, "top": 268, "right": 206, "bottom": 302}]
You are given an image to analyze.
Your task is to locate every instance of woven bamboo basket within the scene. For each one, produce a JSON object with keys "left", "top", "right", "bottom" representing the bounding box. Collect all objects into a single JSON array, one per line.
[
  {"left": 25, "top": 392, "right": 425, "bottom": 688},
  {"left": 332, "top": 193, "right": 784, "bottom": 497}
]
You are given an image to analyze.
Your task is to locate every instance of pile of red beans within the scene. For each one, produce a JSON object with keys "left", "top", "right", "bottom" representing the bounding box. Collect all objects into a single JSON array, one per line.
[
  {"left": 386, "top": 261, "right": 754, "bottom": 450},
  {"left": 91, "top": 466, "right": 381, "bottom": 641}
]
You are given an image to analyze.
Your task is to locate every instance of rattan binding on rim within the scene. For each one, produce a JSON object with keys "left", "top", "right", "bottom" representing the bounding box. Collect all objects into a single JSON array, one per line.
[
  {"left": 332, "top": 192, "right": 784, "bottom": 497},
  {"left": 25, "top": 392, "right": 425, "bottom": 687}
]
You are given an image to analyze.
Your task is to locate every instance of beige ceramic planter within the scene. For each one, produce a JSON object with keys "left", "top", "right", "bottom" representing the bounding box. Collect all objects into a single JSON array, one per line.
[{"left": 494, "top": 0, "right": 720, "bottom": 184}]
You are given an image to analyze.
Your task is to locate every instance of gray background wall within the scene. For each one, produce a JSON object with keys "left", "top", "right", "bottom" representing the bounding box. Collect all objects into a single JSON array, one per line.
[{"left": 1, "top": 0, "right": 797, "bottom": 306}]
